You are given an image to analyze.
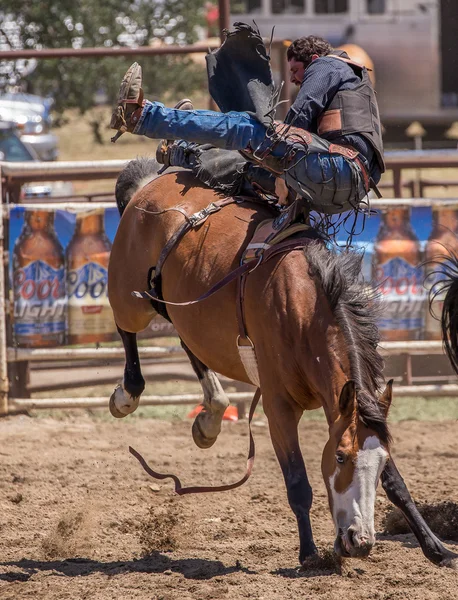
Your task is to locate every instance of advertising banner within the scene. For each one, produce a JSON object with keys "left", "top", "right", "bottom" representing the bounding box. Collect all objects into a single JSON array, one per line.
[
  {"left": 8, "top": 203, "right": 456, "bottom": 347},
  {"left": 8, "top": 206, "right": 175, "bottom": 348},
  {"left": 345, "top": 205, "right": 455, "bottom": 342}
]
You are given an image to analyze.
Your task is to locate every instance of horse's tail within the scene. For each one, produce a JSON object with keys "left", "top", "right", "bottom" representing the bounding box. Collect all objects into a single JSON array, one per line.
[
  {"left": 115, "top": 157, "right": 160, "bottom": 216},
  {"left": 429, "top": 249, "right": 458, "bottom": 374}
]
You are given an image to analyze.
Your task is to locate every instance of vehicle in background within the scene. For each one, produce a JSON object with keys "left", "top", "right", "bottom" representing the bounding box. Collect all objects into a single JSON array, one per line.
[
  {"left": 0, "top": 120, "right": 40, "bottom": 162},
  {"left": 231, "top": 0, "right": 458, "bottom": 146},
  {"left": 0, "top": 121, "right": 71, "bottom": 199},
  {"left": 0, "top": 93, "right": 58, "bottom": 161}
]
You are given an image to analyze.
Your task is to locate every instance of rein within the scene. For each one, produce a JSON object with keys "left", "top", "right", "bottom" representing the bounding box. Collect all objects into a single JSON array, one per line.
[
  {"left": 133, "top": 238, "right": 311, "bottom": 306},
  {"left": 129, "top": 389, "right": 261, "bottom": 495}
]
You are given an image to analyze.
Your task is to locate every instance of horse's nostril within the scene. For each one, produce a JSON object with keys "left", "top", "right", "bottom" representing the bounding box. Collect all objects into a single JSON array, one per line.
[{"left": 347, "top": 528, "right": 357, "bottom": 546}]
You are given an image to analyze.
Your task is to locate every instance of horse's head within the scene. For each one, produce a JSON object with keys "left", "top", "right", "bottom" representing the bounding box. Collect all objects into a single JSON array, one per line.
[{"left": 321, "top": 379, "right": 392, "bottom": 559}]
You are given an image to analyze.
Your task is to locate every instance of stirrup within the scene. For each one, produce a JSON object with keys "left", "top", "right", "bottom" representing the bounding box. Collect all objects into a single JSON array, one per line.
[{"left": 110, "top": 62, "right": 144, "bottom": 143}]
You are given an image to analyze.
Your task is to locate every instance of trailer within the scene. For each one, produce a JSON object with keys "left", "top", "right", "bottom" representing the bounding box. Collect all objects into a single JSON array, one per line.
[{"left": 229, "top": 0, "right": 458, "bottom": 142}]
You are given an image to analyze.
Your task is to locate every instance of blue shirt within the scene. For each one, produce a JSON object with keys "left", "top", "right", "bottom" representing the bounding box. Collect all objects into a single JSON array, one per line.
[{"left": 284, "top": 55, "right": 381, "bottom": 183}]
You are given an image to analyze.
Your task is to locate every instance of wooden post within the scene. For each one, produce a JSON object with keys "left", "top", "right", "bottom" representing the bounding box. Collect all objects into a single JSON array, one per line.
[
  {"left": 393, "top": 168, "right": 403, "bottom": 198},
  {"left": 8, "top": 361, "right": 30, "bottom": 399},
  {"left": 218, "top": 0, "right": 230, "bottom": 42},
  {"left": 0, "top": 182, "right": 9, "bottom": 414},
  {"left": 402, "top": 353, "right": 413, "bottom": 386}
]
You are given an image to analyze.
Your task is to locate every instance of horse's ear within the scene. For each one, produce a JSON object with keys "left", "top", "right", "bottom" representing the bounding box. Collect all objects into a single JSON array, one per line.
[
  {"left": 339, "top": 380, "right": 356, "bottom": 418},
  {"left": 379, "top": 379, "right": 393, "bottom": 417}
]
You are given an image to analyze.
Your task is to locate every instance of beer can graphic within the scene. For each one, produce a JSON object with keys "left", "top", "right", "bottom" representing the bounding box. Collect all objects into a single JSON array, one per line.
[
  {"left": 424, "top": 207, "right": 458, "bottom": 340},
  {"left": 66, "top": 209, "right": 117, "bottom": 344},
  {"left": 372, "top": 208, "right": 425, "bottom": 340},
  {"left": 13, "top": 210, "right": 67, "bottom": 347}
]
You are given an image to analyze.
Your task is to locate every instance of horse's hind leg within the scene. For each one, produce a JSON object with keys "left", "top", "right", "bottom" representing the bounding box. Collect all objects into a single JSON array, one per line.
[
  {"left": 181, "top": 340, "right": 229, "bottom": 449},
  {"left": 109, "top": 326, "right": 145, "bottom": 418}
]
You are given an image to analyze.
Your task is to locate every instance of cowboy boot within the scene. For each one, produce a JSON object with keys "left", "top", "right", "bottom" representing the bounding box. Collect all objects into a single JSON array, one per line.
[
  {"left": 110, "top": 62, "right": 144, "bottom": 143},
  {"left": 156, "top": 99, "right": 194, "bottom": 168}
]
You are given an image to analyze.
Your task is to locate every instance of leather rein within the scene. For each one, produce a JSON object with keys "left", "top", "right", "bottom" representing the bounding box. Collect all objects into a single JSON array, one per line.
[{"left": 129, "top": 196, "right": 314, "bottom": 494}]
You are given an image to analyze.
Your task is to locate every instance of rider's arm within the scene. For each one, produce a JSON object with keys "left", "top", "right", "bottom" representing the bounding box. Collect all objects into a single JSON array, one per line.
[{"left": 284, "top": 57, "right": 355, "bottom": 131}]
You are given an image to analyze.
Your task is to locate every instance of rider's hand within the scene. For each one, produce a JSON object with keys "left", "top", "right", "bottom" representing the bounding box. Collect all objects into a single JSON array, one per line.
[{"left": 275, "top": 178, "right": 289, "bottom": 206}]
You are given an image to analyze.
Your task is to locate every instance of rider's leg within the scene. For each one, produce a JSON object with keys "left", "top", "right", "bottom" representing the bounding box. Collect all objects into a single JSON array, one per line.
[
  {"left": 157, "top": 140, "right": 279, "bottom": 198},
  {"left": 135, "top": 101, "right": 366, "bottom": 210},
  {"left": 110, "top": 63, "right": 267, "bottom": 149},
  {"left": 133, "top": 100, "right": 267, "bottom": 150},
  {"left": 110, "top": 64, "right": 368, "bottom": 212},
  {"left": 283, "top": 152, "right": 368, "bottom": 214}
]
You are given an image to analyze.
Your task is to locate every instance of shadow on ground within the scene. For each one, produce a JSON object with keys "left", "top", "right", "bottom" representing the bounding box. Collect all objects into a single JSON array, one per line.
[{"left": 0, "top": 552, "right": 256, "bottom": 582}]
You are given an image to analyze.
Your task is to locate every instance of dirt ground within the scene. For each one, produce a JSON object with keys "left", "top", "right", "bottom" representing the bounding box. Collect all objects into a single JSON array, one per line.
[{"left": 0, "top": 412, "right": 458, "bottom": 599}]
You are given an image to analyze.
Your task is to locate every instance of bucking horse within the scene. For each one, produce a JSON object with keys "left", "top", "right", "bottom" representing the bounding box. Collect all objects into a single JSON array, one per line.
[{"left": 107, "top": 159, "right": 458, "bottom": 569}]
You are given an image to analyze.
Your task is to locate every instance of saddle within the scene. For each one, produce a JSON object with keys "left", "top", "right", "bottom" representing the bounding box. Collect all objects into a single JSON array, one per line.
[{"left": 241, "top": 198, "right": 311, "bottom": 264}]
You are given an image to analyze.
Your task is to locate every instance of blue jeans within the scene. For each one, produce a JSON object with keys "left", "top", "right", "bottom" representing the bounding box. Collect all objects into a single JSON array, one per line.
[
  {"left": 134, "top": 100, "right": 368, "bottom": 214},
  {"left": 135, "top": 101, "right": 266, "bottom": 150}
]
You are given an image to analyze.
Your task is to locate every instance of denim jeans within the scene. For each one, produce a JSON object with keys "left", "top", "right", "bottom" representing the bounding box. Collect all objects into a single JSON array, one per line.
[
  {"left": 135, "top": 100, "right": 368, "bottom": 214},
  {"left": 135, "top": 100, "right": 266, "bottom": 150}
]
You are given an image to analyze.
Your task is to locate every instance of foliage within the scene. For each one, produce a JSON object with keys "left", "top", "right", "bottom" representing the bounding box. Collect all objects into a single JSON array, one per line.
[{"left": 0, "top": 0, "right": 209, "bottom": 119}]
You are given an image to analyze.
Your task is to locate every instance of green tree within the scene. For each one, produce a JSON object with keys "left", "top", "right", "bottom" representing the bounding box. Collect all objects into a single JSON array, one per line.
[{"left": 0, "top": 0, "right": 208, "bottom": 120}]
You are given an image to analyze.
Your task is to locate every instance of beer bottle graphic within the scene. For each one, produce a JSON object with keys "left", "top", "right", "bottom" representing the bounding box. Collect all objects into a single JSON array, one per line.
[
  {"left": 372, "top": 208, "right": 425, "bottom": 341},
  {"left": 13, "top": 210, "right": 67, "bottom": 347},
  {"left": 66, "top": 209, "right": 116, "bottom": 344},
  {"left": 424, "top": 207, "right": 458, "bottom": 340}
]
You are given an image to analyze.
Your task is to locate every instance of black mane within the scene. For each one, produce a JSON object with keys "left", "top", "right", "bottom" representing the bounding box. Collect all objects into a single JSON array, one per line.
[
  {"left": 306, "top": 242, "right": 391, "bottom": 443},
  {"left": 115, "top": 156, "right": 159, "bottom": 216}
]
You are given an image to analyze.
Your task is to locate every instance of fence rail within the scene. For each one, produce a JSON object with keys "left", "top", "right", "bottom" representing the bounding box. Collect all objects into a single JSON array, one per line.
[
  {"left": 5, "top": 340, "right": 448, "bottom": 364},
  {"left": 4, "top": 152, "right": 458, "bottom": 202},
  {"left": 11, "top": 392, "right": 255, "bottom": 411}
]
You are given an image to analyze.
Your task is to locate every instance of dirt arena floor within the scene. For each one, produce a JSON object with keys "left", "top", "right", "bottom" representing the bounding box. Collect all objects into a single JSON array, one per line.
[{"left": 1, "top": 412, "right": 458, "bottom": 599}]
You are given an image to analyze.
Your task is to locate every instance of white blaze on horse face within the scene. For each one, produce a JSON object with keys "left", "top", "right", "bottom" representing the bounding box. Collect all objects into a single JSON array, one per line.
[{"left": 330, "top": 436, "right": 388, "bottom": 550}]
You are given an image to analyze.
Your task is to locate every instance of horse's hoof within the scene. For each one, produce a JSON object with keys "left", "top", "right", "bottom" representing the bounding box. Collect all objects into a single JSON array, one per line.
[
  {"left": 440, "top": 555, "right": 458, "bottom": 570},
  {"left": 109, "top": 384, "right": 139, "bottom": 418},
  {"left": 109, "top": 394, "right": 128, "bottom": 418},
  {"left": 192, "top": 419, "right": 217, "bottom": 449}
]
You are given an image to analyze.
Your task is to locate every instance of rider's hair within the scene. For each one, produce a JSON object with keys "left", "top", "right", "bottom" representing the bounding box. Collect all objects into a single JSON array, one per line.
[{"left": 287, "top": 36, "right": 333, "bottom": 66}]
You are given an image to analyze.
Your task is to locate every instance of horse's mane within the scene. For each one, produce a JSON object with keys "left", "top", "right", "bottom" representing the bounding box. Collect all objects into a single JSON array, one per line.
[
  {"left": 305, "top": 243, "right": 390, "bottom": 443},
  {"left": 115, "top": 156, "right": 164, "bottom": 215}
]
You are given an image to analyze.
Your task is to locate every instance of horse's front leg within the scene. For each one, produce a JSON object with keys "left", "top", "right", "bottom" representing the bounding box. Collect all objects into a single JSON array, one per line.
[
  {"left": 181, "top": 340, "right": 229, "bottom": 449},
  {"left": 265, "top": 395, "right": 318, "bottom": 563},
  {"left": 110, "top": 326, "right": 145, "bottom": 418},
  {"left": 381, "top": 458, "right": 458, "bottom": 568}
]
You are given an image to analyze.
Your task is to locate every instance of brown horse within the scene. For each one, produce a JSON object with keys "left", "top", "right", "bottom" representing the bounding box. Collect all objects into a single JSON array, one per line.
[{"left": 108, "top": 157, "right": 458, "bottom": 568}]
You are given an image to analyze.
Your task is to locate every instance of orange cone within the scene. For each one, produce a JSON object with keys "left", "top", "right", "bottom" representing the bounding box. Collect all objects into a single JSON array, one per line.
[
  {"left": 222, "top": 405, "right": 239, "bottom": 422},
  {"left": 187, "top": 404, "right": 204, "bottom": 419},
  {"left": 186, "top": 404, "right": 239, "bottom": 421}
]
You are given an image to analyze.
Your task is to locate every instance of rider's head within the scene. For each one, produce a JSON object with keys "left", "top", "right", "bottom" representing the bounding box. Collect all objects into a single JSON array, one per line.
[{"left": 287, "top": 36, "right": 333, "bottom": 86}]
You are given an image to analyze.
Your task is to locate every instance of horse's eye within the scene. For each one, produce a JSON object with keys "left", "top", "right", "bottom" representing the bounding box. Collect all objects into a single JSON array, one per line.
[{"left": 336, "top": 452, "right": 345, "bottom": 464}]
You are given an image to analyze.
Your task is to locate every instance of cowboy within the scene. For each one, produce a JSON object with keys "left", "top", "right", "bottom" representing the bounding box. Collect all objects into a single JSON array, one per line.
[{"left": 110, "top": 31, "right": 384, "bottom": 215}]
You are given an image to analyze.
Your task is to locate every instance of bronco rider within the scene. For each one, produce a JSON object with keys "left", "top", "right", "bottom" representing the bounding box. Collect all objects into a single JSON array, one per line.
[{"left": 110, "top": 30, "right": 384, "bottom": 216}]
